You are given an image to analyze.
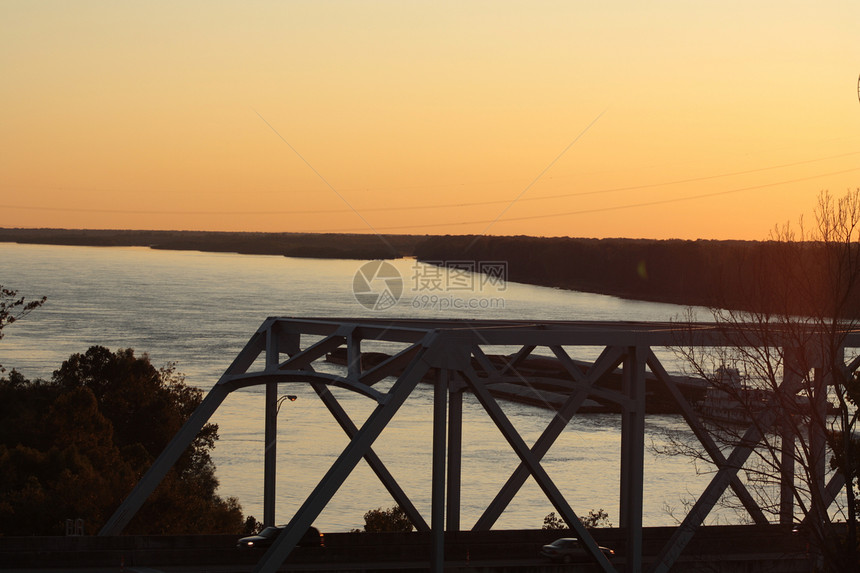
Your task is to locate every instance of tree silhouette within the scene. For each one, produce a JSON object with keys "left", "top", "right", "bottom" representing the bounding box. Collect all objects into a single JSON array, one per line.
[
  {"left": 666, "top": 190, "right": 860, "bottom": 572},
  {"left": 359, "top": 505, "right": 413, "bottom": 533},
  {"left": 0, "top": 347, "right": 246, "bottom": 535},
  {"left": 0, "top": 285, "right": 45, "bottom": 372}
]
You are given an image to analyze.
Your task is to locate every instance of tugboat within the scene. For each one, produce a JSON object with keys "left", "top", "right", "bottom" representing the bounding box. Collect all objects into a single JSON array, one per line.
[
  {"left": 696, "top": 365, "right": 835, "bottom": 425},
  {"left": 696, "top": 366, "right": 767, "bottom": 425}
]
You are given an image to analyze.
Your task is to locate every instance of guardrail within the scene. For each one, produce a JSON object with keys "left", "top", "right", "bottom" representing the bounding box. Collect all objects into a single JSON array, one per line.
[{"left": 1, "top": 525, "right": 811, "bottom": 570}]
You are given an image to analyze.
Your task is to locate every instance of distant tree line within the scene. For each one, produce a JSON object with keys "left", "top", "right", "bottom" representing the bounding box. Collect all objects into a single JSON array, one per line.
[
  {"left": 0, "top": 228, "right": 424, "bottom": 260},
  {"left": 6, "top": 228, "right": 860, "bottom": 316},
  {"left": 414, "top": 235, "right": 860, "bottom": 317},
  {"left": 0, "top": 346, "right": 250, "bottom": 536}
]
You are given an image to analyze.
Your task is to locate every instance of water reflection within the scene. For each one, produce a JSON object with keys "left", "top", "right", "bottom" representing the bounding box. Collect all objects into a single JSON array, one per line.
[{"left": 0, "top": 243, "right": 716, "bottom": 531}]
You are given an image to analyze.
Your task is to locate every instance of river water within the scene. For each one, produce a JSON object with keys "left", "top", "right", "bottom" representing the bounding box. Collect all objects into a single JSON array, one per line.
[{"left": 0, "top": 242, "right": 721, "bottom": 532}]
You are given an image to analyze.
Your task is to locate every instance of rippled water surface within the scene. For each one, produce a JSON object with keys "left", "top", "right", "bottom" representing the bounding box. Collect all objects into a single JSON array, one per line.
[{"left": 1, "top": 242, "right": 720, "bottom": 531}]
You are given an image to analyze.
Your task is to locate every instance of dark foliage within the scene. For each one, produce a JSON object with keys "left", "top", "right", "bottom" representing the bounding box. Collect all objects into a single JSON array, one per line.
[
  {"left": 414, "top": 235, "right": 860, "bottom": 318},
  {"left": 359, "top": 505, "right": 413, "bottom": 533},
  {"left": 665, "top": 190, "right": 860, "bottom": 572},
  {"left": 0, "top": 347, "right": 246, "bottom": 536},
  {"left": 542, "top": 509, "right": 611, "bottom": 530},
  {"left": 0, "top": 229, "right": 424, "bottom": 260}
]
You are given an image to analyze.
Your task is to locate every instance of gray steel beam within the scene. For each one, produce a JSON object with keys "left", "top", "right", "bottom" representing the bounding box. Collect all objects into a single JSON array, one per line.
[
  {"left": 473, "top": 346, "right": 624, "bottom": 531},
  {"left": 276, "top": 334, "right": 345, "bottom": 371},
  {"left": 483, "top": 374, "right": 632, "bottom": 408},
  {"left": 649, "top": 364, "right": 805, "bottom": 573},
  {"left": 271, "top": 317, "right": 860, "bottom": 349},
  {"left": 822, "top": 471, "right": 847, "bottom": 514},
  {"left": 359, "top": 344, "right": 422, "bottom": 386},
  {"left": 779, "top": 423, "right": 795, "bottom": 525},
  {"left": 811, "top": 367, "right": 829, "bottom": 509},
  {"left": 549, "top": 344, "right": 589, "bottom": 383},
  {"left": 845, "top": 351, "right": 860, "bottom": 375},
  {"left": 222, "top": 326, "right": 269, "bottom": 376},
  {"left": 819, "top": 345, "right": 853, "bottom": 514},
  {"left": 99, "top": 316, "right": 859, "bottom": 573},
  {"left": 446, "top": 384, "right": 463, "bottom": 531},
  {"left": 779, "top": 351, "right": 804, "bottom": 526},
  {"left": 646, "top": 351, "right": 767, "bottom": 525},
  {"left": 470, "top": 344, "right": 500, "bottom": 376},
  {"left": 803, "top": 343, "right": 851, "bottom": 519},
  {"left": 263, "top": 381, "right": 277, "bottom": 526},
  {"left": 228, "top": 370, "right": 386, "bottom": 402},
  {"left": 263, "top": 325, "right": 280, "bottom": 526},
  {"left": 499, "top": 345, "right": 536, "bottom": 375},
  {"left": 346, "top": 327, "right": 362, "bottom": 379},
  {"left": 252, "top": 336, "right": 435, "bottom": 573},
  {"left": 273, "top": 317, "right": 437, "bottom": 342},
  {"left": 463, "top": 366, "right": 616, "bottom": 572},
  {"left": 431, "top": 368, "right": 448, "bottom": 573},
  {"left": 310, "top": 380, "right": 429, "bottom": 532},
  {"left": 619, "top": 346, "right": 645, "bottom": 572}
]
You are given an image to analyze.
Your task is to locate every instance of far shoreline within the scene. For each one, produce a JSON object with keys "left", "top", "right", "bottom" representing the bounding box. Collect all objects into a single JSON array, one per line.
[
  {"left": 0, "top": 227, "right": 425, "bottom": 260},
  {"left": 2, "top": 227, "right": 795, "bottom": 314}
]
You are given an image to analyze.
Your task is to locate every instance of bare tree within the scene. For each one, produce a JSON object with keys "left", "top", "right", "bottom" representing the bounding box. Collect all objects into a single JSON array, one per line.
[
  {"left": 0, "top": 285, "right": 46, "bottom": 372},
  {"left": 667, "top": 190, "right": 860, "bottom": 572},
  {"left": 543, "top": 509, "right": 612, "bottom": 530}
]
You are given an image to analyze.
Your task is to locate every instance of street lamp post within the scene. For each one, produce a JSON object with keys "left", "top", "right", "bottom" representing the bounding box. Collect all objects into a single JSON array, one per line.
[
  {"left": 277, "top": 394, "right": 297, "bottom": 413},
  {"left": 263, "top": 392, "right": 297, "bottom": 526}
]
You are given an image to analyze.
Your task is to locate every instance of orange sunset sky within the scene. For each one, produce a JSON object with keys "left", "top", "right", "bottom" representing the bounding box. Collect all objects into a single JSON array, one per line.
[{"left": 3, "top": 1, "right": 859, "bottom": 240}]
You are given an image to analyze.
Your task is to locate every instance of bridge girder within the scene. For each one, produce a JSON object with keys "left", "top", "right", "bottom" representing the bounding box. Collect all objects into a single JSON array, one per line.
[{"left": 99, "top": 317, "right": 860, "bottom": 573}]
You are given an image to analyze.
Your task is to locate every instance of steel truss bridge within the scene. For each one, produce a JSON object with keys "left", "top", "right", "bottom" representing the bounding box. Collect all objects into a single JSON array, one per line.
[{"left": 99, "top": 318, "right": 860, "bottom": 573}]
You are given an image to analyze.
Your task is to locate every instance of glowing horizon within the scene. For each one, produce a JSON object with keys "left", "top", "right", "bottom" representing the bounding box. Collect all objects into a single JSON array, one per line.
[{"left": 3, "top": 1, "right": 859, "bottom": 240}]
